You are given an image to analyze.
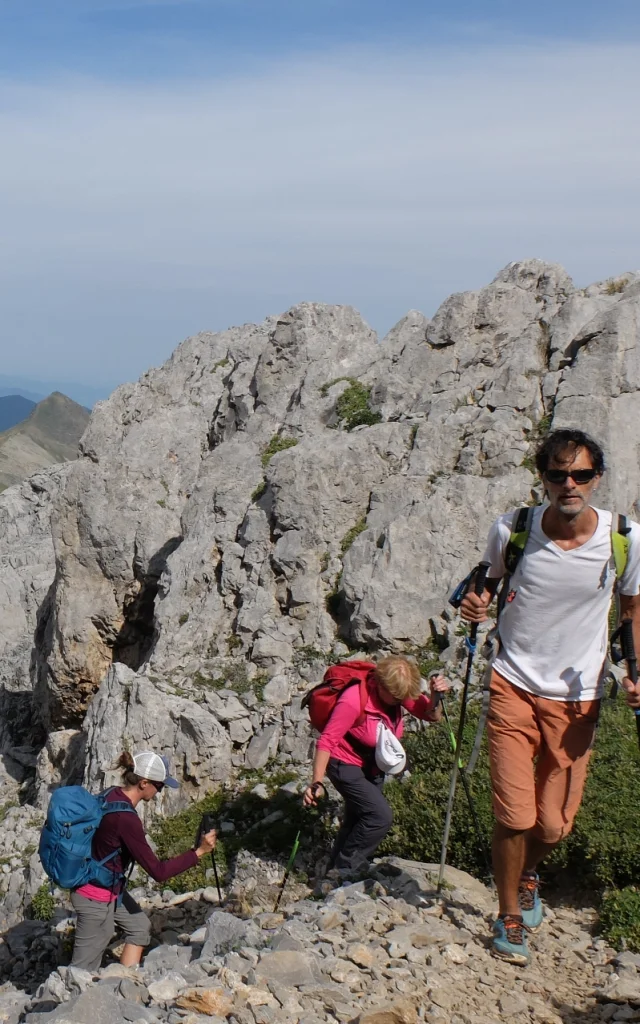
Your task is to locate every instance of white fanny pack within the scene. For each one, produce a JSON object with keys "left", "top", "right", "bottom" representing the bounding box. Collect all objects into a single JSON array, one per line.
[{"left": 375, "top": 721, "right": 407, "bottom": 775}]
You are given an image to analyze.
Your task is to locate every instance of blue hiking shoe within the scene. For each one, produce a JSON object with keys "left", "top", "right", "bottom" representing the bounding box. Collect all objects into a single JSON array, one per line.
[
  {"left": 492, "top": 915, "right": 530, "bottom": 965},
  {"left": 518, "top": 872, "right": 544, "bottom": 931}
]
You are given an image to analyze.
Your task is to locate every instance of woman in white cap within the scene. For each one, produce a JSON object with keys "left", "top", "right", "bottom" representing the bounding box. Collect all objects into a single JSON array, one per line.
[{"left": 70, "top": 750, "right": 217, "bottom": 972}]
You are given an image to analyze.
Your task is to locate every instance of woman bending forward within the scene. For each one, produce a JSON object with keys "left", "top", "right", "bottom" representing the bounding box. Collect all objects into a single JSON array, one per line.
[{"left": 303, "top": 656, "right": 448, "bottom": 875}]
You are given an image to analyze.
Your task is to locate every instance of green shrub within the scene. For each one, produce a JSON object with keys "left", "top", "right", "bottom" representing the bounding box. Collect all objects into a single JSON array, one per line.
[
  {"left": 341, "top": 516, "right": 367, "bottom": 554},
  {"left": 251, "top": 480, "right": 267, "bottom": 502},
  {"left": 380, "top": 701, "right": 494, "bottom": 880},
  {"left": 31, "top": 883, "right": 56, "bottom": 921},
  {"left": 553, "top": 699, "right": 640, "bottom": 888},
  {"left": 178, "top": 613, "right": 189, "bottom": 626},
  {"left": 335, "top": 382, "right": 382, "bottom": 431},
  {"left": 149, "top": 777, "right": 334, "bottom": 894},
  {"left": 599, "top": 887, "right": 640, "bottom": 951},
  {"left": 261, "top": 436, "right": 298, "bottom": 467},
  {"left": 149, "top": 791, "right": 228, "bottom": 894}
]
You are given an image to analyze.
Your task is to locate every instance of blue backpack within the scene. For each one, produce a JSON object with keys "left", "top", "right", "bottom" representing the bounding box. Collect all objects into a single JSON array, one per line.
[{"left": 39, "top": 786, "right": 136, "bottom": 891}]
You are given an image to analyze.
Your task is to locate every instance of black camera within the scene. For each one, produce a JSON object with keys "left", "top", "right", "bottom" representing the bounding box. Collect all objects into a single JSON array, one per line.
[{"left": 195, "top": 812, "right": 217, "bottom": 848}]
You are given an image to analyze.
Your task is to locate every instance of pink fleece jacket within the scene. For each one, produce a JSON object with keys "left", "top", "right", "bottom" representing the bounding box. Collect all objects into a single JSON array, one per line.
[{"left": 317, "top": 682, "right": 437, "bottom": 767}]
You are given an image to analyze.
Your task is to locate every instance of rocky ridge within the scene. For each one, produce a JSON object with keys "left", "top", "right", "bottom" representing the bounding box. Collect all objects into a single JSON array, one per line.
[{"left": 3, "top": 859, "right": 640, "bottom": 1024}]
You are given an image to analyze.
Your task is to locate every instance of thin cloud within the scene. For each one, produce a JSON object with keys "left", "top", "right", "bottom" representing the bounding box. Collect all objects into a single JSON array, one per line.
[{"left": 0, "top": 40, "right": 639, "bottom": 382}]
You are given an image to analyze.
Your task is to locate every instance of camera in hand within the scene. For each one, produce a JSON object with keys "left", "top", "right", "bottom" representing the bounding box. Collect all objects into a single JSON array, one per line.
[{"left": 196, "top": 812, "right": 217, "bottom": 848}]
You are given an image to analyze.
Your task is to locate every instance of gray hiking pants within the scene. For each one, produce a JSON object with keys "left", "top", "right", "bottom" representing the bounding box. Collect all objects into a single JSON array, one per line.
[
  {"left": 327, "top": 758, "right": 393, "bottom": 872},
  {"left": 70, "top": 890, "right": 151, "bottom": 971}
]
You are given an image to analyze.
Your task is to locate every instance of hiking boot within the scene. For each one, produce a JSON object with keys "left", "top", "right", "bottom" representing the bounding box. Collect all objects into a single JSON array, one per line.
[
  {"left": 492, "top": 914, "right": 530, "bottom": 965},
  {"left": 518, "top": 872, "right": 544, "bottom": 931}
]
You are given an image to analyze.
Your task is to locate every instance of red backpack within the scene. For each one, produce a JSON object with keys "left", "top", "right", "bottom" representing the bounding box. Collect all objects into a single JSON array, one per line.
[{"left": 301, "top": 661, "right": 375, "bottom": 732}]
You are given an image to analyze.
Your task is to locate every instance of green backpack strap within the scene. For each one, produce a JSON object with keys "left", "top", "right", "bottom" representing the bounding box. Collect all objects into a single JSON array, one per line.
[
  {"left": 504, "top": 506, "right": 535, "bottom": 576},
  {"left": 468, "top": 506, "right": 535, "bottom": 775},
  {"left": 611, "top": 513, "right": 631, "bottom": 581}
]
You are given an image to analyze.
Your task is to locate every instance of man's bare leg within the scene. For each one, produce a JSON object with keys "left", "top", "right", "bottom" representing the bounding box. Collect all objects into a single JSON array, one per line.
[
  {"left": 493, "top": 822, "right": 528, "bottom": 916},
  {"left": 523, "top": 833, "right": 557, "bottom": 875}
]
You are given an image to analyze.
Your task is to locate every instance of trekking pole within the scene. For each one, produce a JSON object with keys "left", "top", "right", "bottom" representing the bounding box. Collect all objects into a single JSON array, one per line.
[
  {"left": 273, "top": 830, "right": 300, "bottom": 912},
  {"left": 437, "top": 561, "right": 490, "bottom": 894},
  {"left": 611, "top": 619, "right": 640, "bottom": 747},
  {"left": 199, "top": 814, "right": 223, "bottom": 904},
  {"left": 440, "top": 698, "right": 493, "bottom": 885}
]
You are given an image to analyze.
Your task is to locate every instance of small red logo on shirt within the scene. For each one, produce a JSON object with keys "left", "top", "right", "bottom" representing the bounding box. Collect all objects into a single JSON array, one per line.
[{"left": 506, "top": 589, "right": 517, "bottom": 603}]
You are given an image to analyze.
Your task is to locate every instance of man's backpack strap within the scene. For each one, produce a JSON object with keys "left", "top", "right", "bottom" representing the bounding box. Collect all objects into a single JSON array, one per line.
[
  {"left": 496, "top": 506, "right": 535, "bottom": 618},
  {"left": 612, "top": 513, "right": 631, "bottom": 581},
  {"left": 504, "top": 506, "right": 534, "bottom": 576},
  {"left": 468, "top": 506, "right": 534, "bottom": 775}
]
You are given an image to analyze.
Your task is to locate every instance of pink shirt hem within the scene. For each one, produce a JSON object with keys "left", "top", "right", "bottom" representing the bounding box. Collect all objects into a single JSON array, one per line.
[{"left": 76, "top": 882, "right": 117, "bottom": 903}]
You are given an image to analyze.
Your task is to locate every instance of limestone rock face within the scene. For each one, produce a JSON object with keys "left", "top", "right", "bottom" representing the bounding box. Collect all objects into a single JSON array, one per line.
[
  {"left": 0, "top": 467, "right": 67, "bottom": 749},
  {"left": 2, "top": 259, "right": 640, "bottom": 797},
  {"left": 82, "top": 663, "right": 232, "bottom": 812}
]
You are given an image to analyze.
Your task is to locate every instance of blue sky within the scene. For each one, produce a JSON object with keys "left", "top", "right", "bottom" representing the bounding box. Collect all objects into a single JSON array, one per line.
[{"left": 1, "top": 1, "right": 640, "bottom": 398}]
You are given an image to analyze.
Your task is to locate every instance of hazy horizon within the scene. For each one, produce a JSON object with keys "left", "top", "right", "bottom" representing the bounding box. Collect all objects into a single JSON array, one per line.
[{"left": 1, "top": 1, "right": 639, "bottom": 389}]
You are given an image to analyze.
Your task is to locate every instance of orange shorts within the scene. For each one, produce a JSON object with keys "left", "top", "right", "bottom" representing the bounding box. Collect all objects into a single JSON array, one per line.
[{"left": 487, "top": 669, "right": 600, "bottom": 844}]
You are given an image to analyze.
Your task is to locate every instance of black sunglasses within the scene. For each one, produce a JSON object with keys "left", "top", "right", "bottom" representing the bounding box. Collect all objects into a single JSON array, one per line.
[
  {"left": 148, "top": 779, "right": 164, "bottom": 791},
  {"left": 545, "top": 468, "right": 598, "bottom": 485}
]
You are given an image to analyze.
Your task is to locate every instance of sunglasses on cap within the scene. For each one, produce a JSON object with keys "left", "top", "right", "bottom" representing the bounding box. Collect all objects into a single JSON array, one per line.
[{"left": 544, "top": 468, "right": 598, "bottom": 485}]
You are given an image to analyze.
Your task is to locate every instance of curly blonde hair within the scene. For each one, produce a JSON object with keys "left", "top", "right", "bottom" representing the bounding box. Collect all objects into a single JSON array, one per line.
[{"left": 373, "top": 656, "right": 422, "bottom": 701}]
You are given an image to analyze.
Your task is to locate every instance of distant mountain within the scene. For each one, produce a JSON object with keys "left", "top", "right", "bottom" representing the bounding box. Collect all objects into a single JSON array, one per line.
[
  {"left": 0, "top": 374, "right": 115, "bottom": 409},
  {"left": 0, "top": 395, "right": 36, "bottom": 432},
  {"left": 0, "top": 386, "right": 46, "bottom": 403},
  {"left": 0, "top": 392, "right": 90, "bottom": 491}
]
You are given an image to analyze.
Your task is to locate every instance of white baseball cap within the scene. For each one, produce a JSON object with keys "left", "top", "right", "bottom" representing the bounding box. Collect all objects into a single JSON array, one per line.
[{"left": 132, "top": 751, "right": 179, "bottom": 789}]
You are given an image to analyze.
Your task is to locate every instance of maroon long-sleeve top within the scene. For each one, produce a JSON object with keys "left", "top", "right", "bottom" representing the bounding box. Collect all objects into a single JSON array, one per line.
[{"left": 90, "top": 787, "right": 197, "bottom": 890}]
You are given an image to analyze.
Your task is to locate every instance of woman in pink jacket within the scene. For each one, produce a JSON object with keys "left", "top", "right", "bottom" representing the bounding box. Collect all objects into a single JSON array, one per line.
[{"left": 303, "top": 656, "right": 448, "bottom": 875}]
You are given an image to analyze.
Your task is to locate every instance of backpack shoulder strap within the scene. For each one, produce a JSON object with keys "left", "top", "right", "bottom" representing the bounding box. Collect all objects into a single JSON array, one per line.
[
  {"left": 612, "top": 513, "right": 631, "bottom": 580},
  {"left": 99, "top": 790, "right": 137, "bottom": 816},
  {"left": 101, "top": 801, "right": 136, "bottom": 816},
  {"left": 355, "top": 670, "right": 374, "bottom": 725},
  {"left": 504, "top": 506, "right": 534, "bottom": 575}
]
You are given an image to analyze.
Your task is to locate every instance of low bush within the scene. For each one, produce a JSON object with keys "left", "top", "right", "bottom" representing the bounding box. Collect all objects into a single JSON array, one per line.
[
  {"left": 261, "top": 436, "right": 298, "bottom": 467},
  {"left": 599, "top": 886, "right": 640, "bottom": 951},
  {"left": 554, "top": 698, "right": 640, "bottom": 889},
  {"left": 335, "top": 382, "right": 381, "bottom": 431},
  {"left": 31, "top": 883, "right": 56, "bottom": 921},
  {"left": 149, "top": 772, "right": 335, "bottom": 894},
  {"left": 341, "top": 516, "right": 367, "bottom": 554}
]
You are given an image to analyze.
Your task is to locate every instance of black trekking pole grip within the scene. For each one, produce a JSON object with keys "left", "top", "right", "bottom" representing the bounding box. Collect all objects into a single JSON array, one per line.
[
  {"left": 474, "top": 561, "right": 490, "bottom": 597},
  {"left": 467, "top": 561, "right": 490, "bottom": 648}
]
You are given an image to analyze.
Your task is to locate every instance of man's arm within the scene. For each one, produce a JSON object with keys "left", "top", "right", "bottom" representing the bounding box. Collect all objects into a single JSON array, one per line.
[{"left": 618, "top": 594, "right": 640, "bottom": 708}]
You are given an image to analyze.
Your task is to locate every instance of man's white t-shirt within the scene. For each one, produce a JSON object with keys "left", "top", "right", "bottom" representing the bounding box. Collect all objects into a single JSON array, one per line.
[{"left": 483, "top": 506, "right": 640, "bottom": 701}]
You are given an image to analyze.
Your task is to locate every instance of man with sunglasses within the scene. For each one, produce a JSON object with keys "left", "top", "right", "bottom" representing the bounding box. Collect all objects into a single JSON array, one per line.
[{"left": 461, "top": 429, "right": 640, "bottom": 965}]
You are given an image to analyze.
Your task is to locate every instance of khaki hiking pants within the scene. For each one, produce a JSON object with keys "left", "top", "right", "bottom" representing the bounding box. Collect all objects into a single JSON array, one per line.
[{"left": 70, "top": 890, "right": 151, "bottom": 972}]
